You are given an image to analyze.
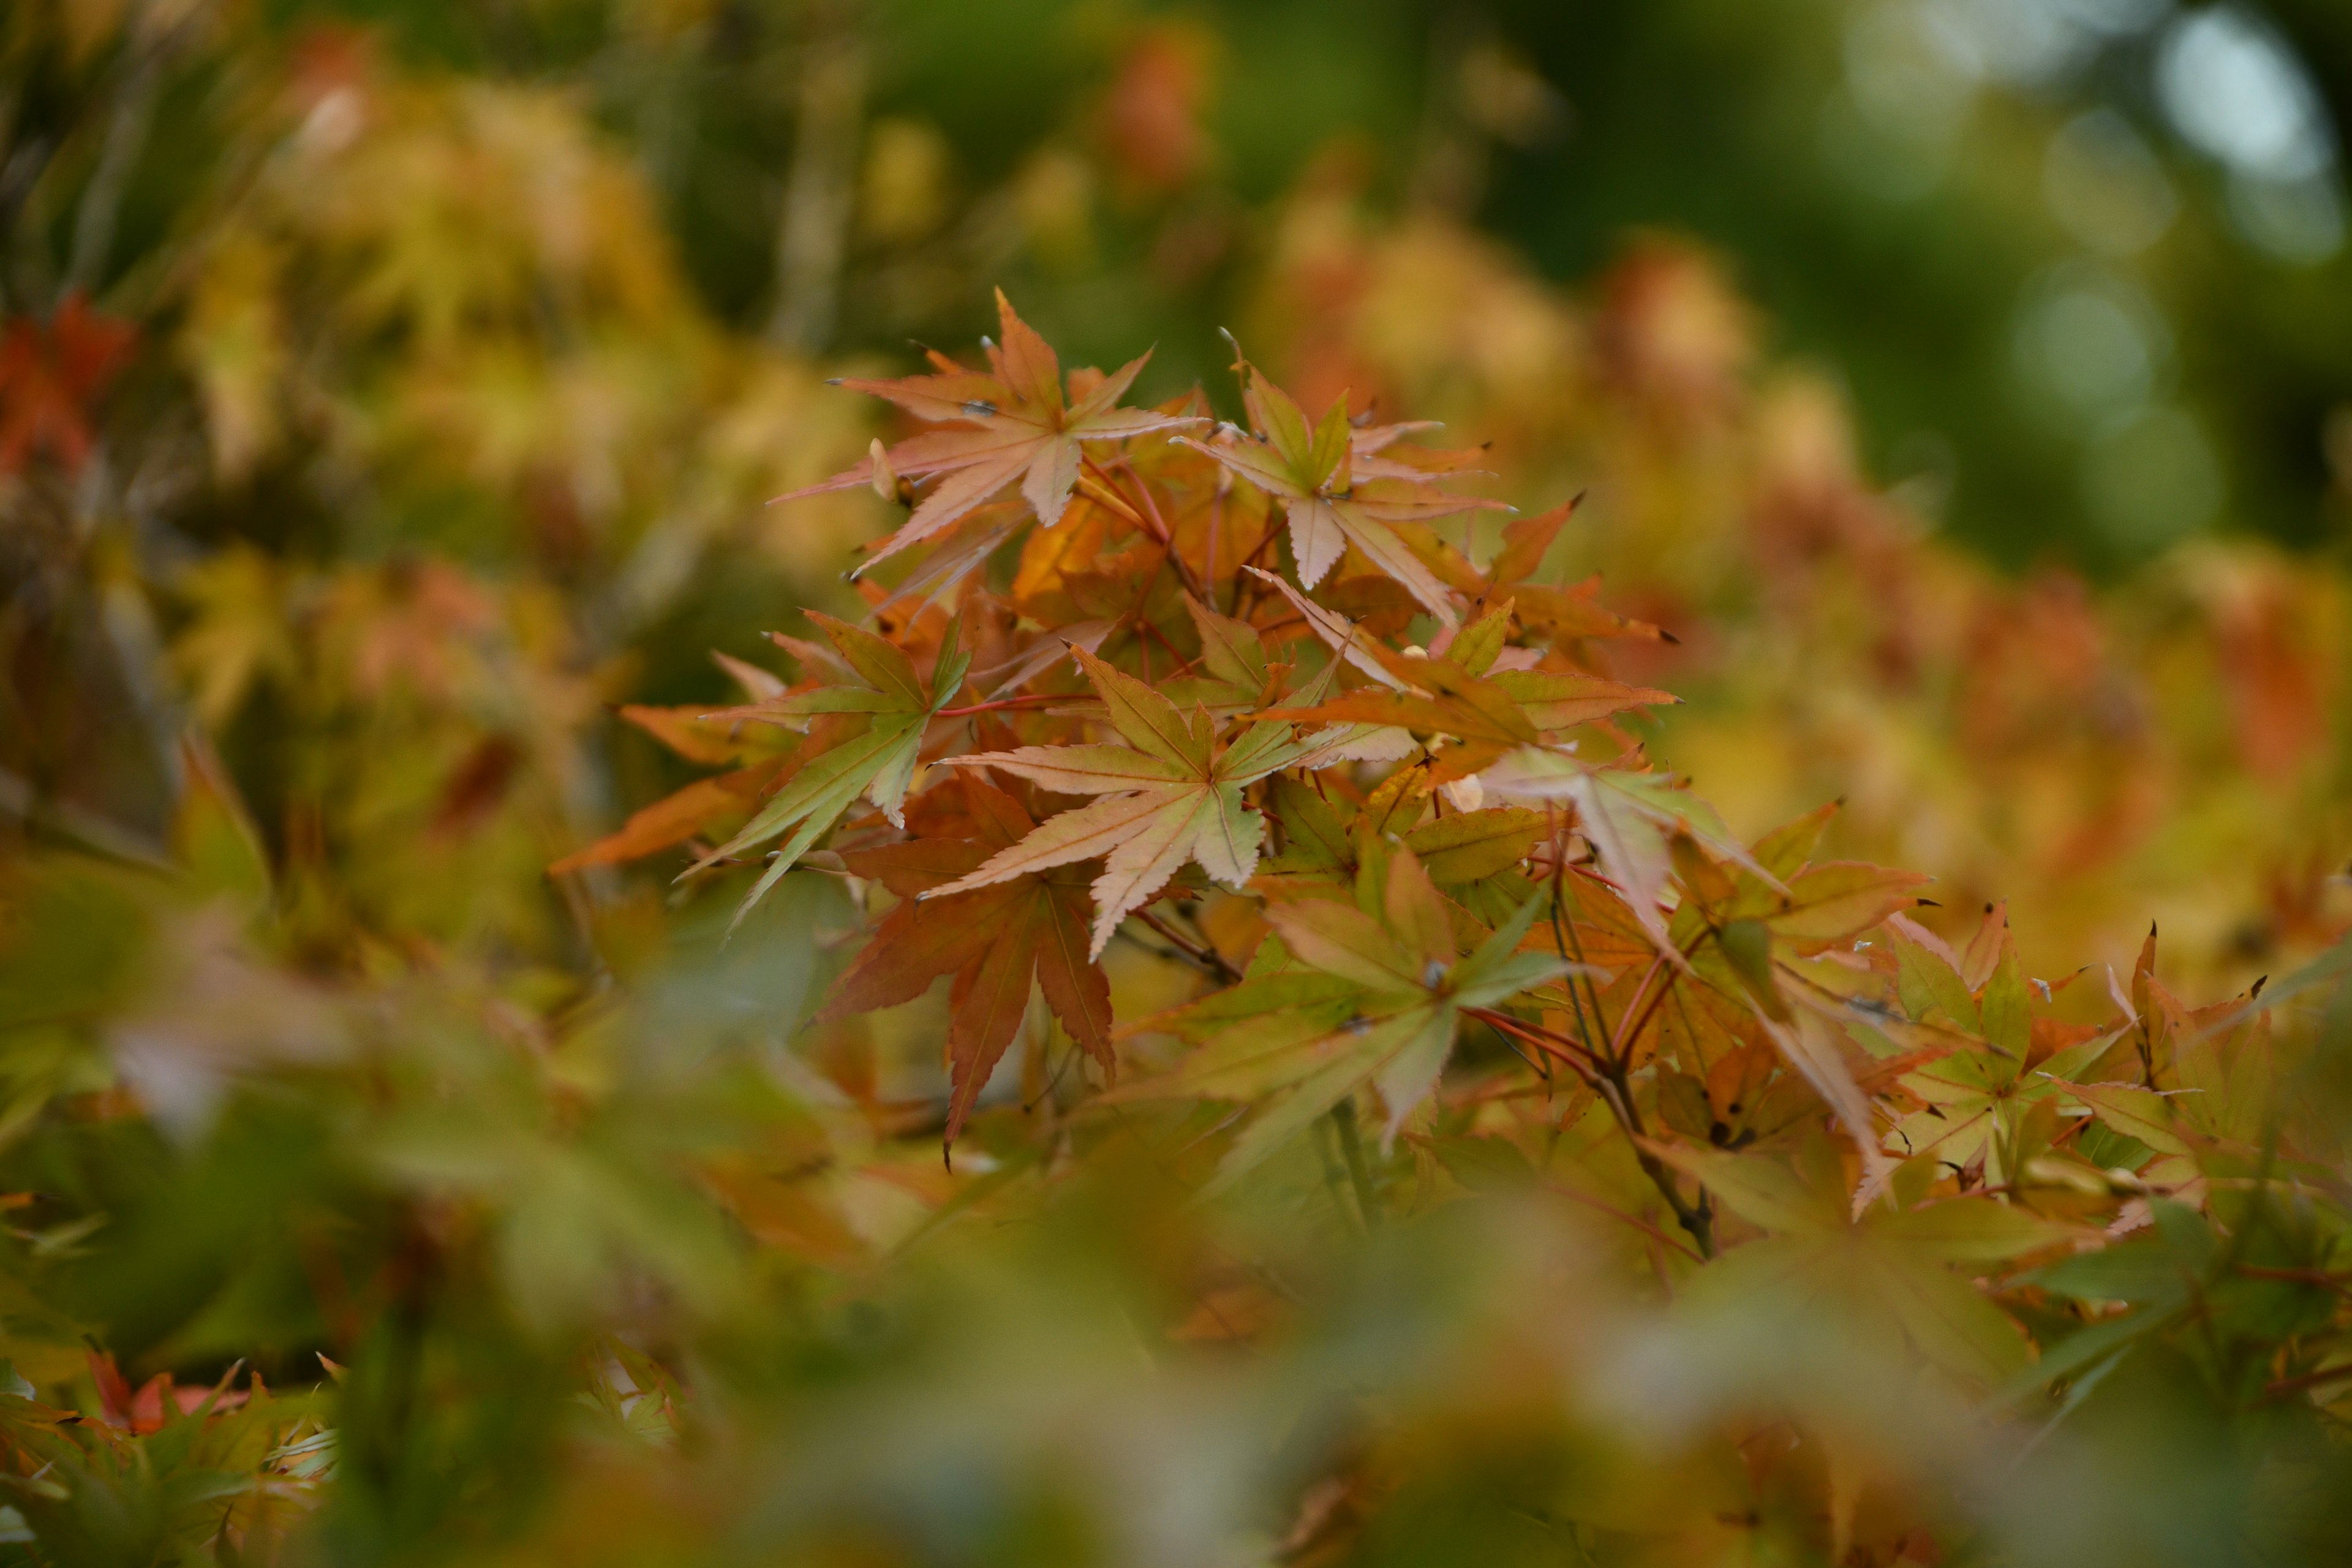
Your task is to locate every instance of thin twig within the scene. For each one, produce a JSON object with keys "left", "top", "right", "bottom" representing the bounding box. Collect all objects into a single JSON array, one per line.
[
  {"left": 2264, "top": 1362, "right": 2352, "bottom": 1403},
  {"left": 1464, "top": 1006, "right": 1601, "bottom": 1084},
  {"left": 1131, "top": 908, "right": 1242, "bottom": 982},
  {"left": 1540, "top": 1178, "right": 1705, "bottom": 1264},
  {"left": 935, "top": 693, "right": 1067, "bottom": 718},
  {"left": 1515, "top": 849, "right": 1720, "bottom": 1259},
  {"left": 1080, "top": 458, "right": 1210, "bottom": 603},
  {"left": 2239, "top": 1265, "right": 2352, "bottom": 1290}
]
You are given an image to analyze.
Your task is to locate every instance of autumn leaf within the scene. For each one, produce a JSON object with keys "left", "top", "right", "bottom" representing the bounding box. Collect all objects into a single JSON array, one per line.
[
  {"left": 1752, "top": 862, "right": 1938, "bottom": 948},
  {"left": 1407, "top": 479, "right": 1659, "bottom": 649},
  {"left": 1401, "top": 805, "right": 1548, "bottom": 886},
  {"left": 687, "top": 609, "right": 971, "bottom": 930},
  {"left": 772, "top": 290, "right": 1201, "bottom": 574},
  {"left": 821, "top": 777, "right": 1113, "bottom": 1148},
  {"left": 548, "top": 758, "right": 786, "bottom": 875},
  {"left": 1875, "top": 923, "right": 2121, "bottom": 1183},
  {"left": 549, "top": 658, "right": 804, "bottom": 874},
  {"left": 1116, "top": 848, "right": 1565, "bottom": 1185},
  {"left": 1481, "top": 751, "right": 1678, "bottom": 947},
  {"left": 614, "top": 702, "right": 788, "bottom": 767},
  {"left": 924, "top": 644, "right": 1341, "bottom": 958},
  {"left": 2060, "top": 1079, "right": 2196, "bottom": 1158},
  {"left": 0, "top": 293, "right": 137, "bottom": 475},
  {"left": 1238, "top": 566, "right": 1420, "bottom": 765},
  {"left": 1261, "top": 642, "right": 1539, "bottom": 782},
  {"left": 1261, "top": 602, "right": 1676, "bottom": 786},
  {"left": 1513, "top": 572, "right": 1673, "bottom": 646},
  {"left": 1181, "top": 352, "right": 1499, "bottom": 625},
  {"left": 1254, "top": 769, "right": 1543, "bottom": 902},
  {"left": 1655, "top": 1140, "right": 2071, "bottom": 1383},
  {"left": 1482, "top": 494, "right": 1578, "bottom": 595}
]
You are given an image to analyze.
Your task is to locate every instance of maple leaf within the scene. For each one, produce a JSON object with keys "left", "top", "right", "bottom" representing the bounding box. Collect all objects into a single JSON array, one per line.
[
  {"left": 1153, "top": 590, "right": 1282, "bottom": 720},
  {"left": 1181, "top": 353, "right": 1500, "bottom": 626},
  {"left": 1479, "top": 746, "right": 1793, "bottom": 954},
  {"left": 0, "top": 293, "right": 137, "bottom": 475},
  {"left": 922, "top": 645, "right": 1339, "bottom": 959},
  {"left": 1031, "top": 590, "right": 1289, "bottom": 736},
  {"left": 1869, "top": 917, "right": 2122, "bottom": 1186},
  {"left": 1239, "top": 565, "right": 1418, "bottom": 761},
  {"left": 85, "top": 1350, "right": 248, "bottom": 1435},
  {"left": 1479, "top": 494, "right": 1579, "bottom": 597},
  {"left": 688, "top": 610, "right": 971, "bottom": 930},
  {"left": 548, "top": 658, "right": 801, "bottom": 875},
  {"left": 1257, "top": 772, "right": 1547, "bottom": 905},
  {"left": 548, "top": 759, "right": 786, "bottom": 875},
  {"left": 822, "top": 777, "right": 1113, "bottom": 1148},
  {"left": 1242, "top": 570, "right": 1673, "bottom": 786},
  {"left": 1264, "top": 602, "right": 1676, "bottom": 784},
  {"left": 1658, "top": 810, "right": 1934, "bottom": 1023},
  {"left": 1651, "top": 1139, "right": 2072, "bottom": 1385},
  {"left": 1118, "top": 847, "right": 1566, "bottom": 1186},
  {"left": 1540, "top": 812, "right": 1928, "bottom": 1183},
  {"left": 772, "top": 290, "right": 1200, "bottom": 575}
]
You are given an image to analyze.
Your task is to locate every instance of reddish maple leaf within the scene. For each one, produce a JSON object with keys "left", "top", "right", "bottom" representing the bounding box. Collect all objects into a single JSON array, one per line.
[
  {"left": 0, "top": 293, "right": 137, "bottom": 476},
  {"left": 86, "top": 1350, "right": 247, "bottom": 1434},
  {"left": 821, "top": 775, "right": 1114, "bottom": 1148}
]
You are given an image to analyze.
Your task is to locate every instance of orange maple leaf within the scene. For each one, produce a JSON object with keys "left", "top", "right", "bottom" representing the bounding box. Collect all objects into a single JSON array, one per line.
[
  {"left": 0, "top": 293, "right": 137, "bottom": 475},
  {"left": 772, "top": 290, "right": 1201, "bottom": 575}
]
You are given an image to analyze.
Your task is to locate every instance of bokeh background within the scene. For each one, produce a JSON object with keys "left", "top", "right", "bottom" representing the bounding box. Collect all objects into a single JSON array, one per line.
[
  {"left": 7, "top": 0, "right": 2346, "bottom": 991},
  {"left": 4, "top": 2, "right": 2351, "bottom": 1564}
]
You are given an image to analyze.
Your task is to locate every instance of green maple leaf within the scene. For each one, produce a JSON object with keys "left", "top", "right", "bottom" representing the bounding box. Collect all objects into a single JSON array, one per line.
[
  {"left": 1118, "top": 847, "right": 1566, "bottom": 1189},
  {"left": 1877, "top": 921, "right": 2120, "bottom": 1182},
  {"left": 1653, "top": 1139, "right": 2074, "bottom": 1385},
  {"left": 695, "top": 609, "right": 970, "bottom": 932}
]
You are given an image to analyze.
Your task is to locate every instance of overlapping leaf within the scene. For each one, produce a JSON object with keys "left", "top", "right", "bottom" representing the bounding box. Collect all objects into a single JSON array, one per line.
[
  {"left": 925, "top": 646, "right": 1344, "bottom": 958},
  {"left": 822, "top": 777, "right": 1112, "bottom": 1147},
  {"left": 1117, "top": 848, "right": 1565, "bottom": 1185},
  {"left": 1656, "top": 1139, "right": 2073, "bottom": 1384},
  {"left": 690, "top": 610, "right": 971, "bottom": 929},
  {"left": 1262, "top": 599, "right": 1676, "bottom": 784}
]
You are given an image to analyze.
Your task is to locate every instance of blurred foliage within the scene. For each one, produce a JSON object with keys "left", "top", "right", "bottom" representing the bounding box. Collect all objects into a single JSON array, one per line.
[{"left": 2, "top": 0, "right": 2351, "bottom": 1564}]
